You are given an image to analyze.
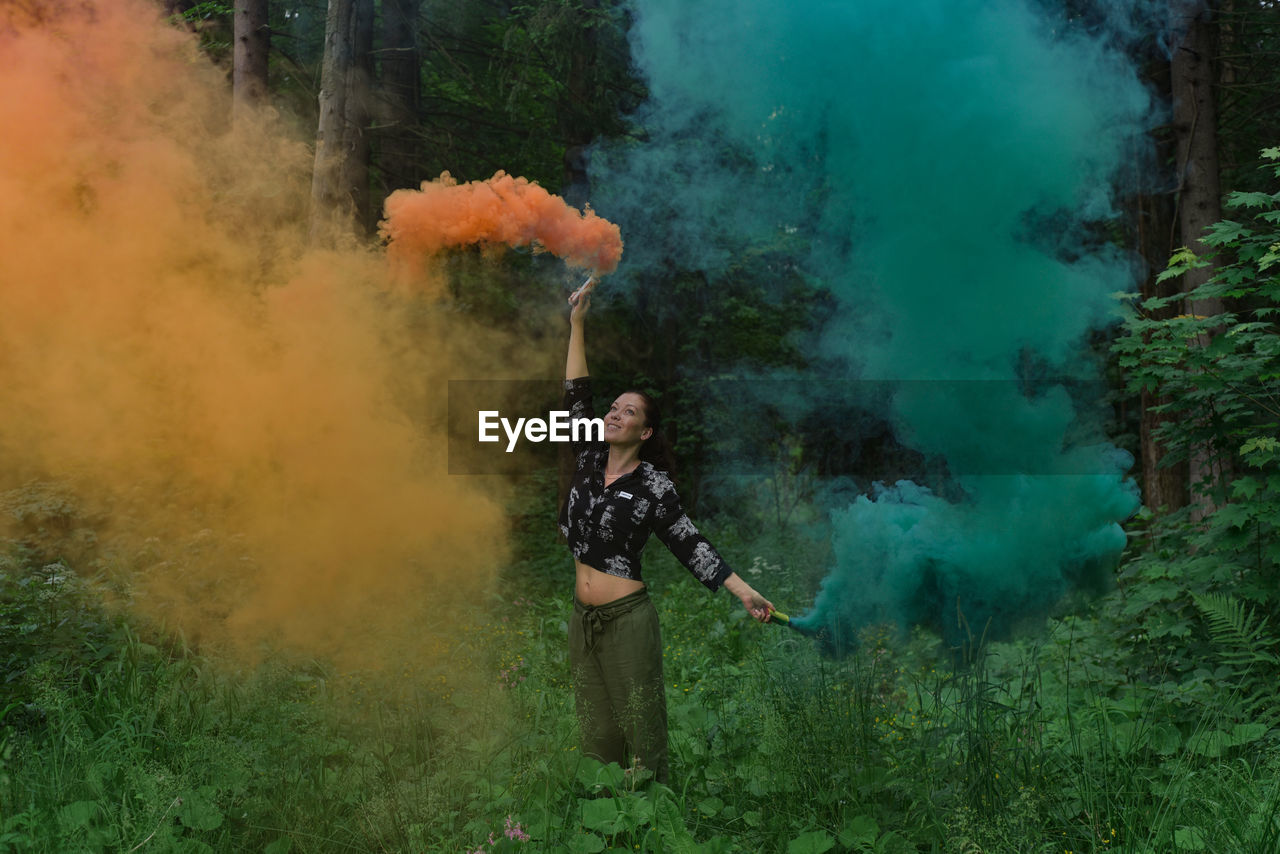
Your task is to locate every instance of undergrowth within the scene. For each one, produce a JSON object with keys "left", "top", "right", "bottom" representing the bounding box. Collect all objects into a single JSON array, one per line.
[{"left": 3, "top": 492, "right": 1280, "bottom": 853}]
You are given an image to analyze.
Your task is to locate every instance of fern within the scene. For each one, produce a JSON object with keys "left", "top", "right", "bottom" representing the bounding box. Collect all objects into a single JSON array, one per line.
[
  {"left": 1192, "top": 592, "right": 1280, "bottom": 726},
  {"left": 1194, "top": 592, "right": 1280, "bottom": 666}
]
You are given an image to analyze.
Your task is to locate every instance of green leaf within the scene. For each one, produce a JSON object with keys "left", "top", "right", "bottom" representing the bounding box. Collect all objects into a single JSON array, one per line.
[
  {"left": 576, "top": 759, "right": 625, "bottom": 793},
  {"left": 1229, "top": 722, "right": 1270, "bottom": 746},
  {"left": 1228, "top": 191, "right": 1277, "bottom": 209},
  {"left": 652, "top": 795, "right": 686, "bottom": 834},
  {"left": 564, "top": 833, "right": 606, "bottom": 854},
  {"left": 787, "top": 829, "right": 836, "bottom": 854},
  {"left": 877, "top": 831, "right": 915, "bottom": 854},
  {"left": 1240, "top": 436, "right": 1279, "bottom": 458},
  {"left": 1149, "top": 724, "right": 1183, "bottom": 756},
  {"left": 622, "top": 794, "right": 653, "bottom": 827},
  {"left": 652, "top": 794, "right": 698, "bottom": 851},
  {"left": 1213, "top": 503, "right": 1253, "bottom": 530},
  {"left": 1232, "top": 476, "right": 1263, "bottom": 500},
  {"left": 263, "top": 839, "right": 293, "bottom": 854},
  {"left": 1174, "top": 826, "right": 1207, "bottom": 850},
  {"left": 838, "top": 815, "right": 879, "bottom": 846},
  {"left": 171, "top": 841, "right": 215, "bottom": 854},
  {"left": 581, "top": 798, "right": 621, "bottom": 834},
  {"left": 1204, "top": 220, "right": 1250, "bottom": 245},
  {"left": 1261, "top": 245, "right": 1280, "bottom": 271},
  {"left": 1186, "top": 729, "right": 1229, "bottom": 758},
  {"left": 176, "top": 791, "right": 223, "bottom": 832},
  {"left": 57, "top": 801, "right": 99, "bottom": 830},
  {"left": 695, "top": 796, "right": 724, "bottom": 817}
]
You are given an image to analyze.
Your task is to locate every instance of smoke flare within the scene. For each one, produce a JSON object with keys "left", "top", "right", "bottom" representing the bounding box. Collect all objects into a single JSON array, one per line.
[{"left": 382, "top": 171, "right": 624, "bottom": 275}]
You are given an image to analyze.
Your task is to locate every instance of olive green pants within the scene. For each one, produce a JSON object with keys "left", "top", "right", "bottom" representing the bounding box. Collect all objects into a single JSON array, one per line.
[{"left": 569, "top": 589, "right": 669, "bottom": 783}]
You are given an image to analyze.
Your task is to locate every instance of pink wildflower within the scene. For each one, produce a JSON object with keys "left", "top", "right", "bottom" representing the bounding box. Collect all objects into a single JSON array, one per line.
[{"left": 504, "top": 815, "right": 530, "bottom": 842}]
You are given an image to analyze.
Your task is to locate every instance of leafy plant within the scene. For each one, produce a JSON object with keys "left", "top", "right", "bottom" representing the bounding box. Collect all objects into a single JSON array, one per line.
[
  {"left": 1115, "top": 148, "right": 1280, "bottom": 511},
  {"left": 1112, "top": 145, "right": 1280, "bottom": 689}
]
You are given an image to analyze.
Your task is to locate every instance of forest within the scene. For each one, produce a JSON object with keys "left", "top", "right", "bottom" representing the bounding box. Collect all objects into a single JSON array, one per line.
[{"left": 1, "top": 0, "right": 1279, "bottom": 851}]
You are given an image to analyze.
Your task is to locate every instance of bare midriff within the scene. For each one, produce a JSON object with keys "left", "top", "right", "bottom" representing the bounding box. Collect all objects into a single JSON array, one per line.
[{"left": 575, "top": 560, "right": 645, "bottom": 605}]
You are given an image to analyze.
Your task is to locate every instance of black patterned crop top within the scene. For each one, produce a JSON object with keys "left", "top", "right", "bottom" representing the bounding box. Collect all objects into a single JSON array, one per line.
[{"left": 557, "top": 377, "right": 733, "bottom": 591}]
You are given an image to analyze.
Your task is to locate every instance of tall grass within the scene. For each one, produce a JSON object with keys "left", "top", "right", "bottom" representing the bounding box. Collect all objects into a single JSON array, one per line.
[{"left": 3, "top": 522, "right": 1279, "bottom": 853}]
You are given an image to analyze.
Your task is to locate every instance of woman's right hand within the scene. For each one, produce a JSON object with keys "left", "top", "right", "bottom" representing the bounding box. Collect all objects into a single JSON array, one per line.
[
  {"left": 566, "top": 277, "right": 594, "bottom": 379},
  {"left": 569, "top": 276, "right": 595, "bottom": 325}
]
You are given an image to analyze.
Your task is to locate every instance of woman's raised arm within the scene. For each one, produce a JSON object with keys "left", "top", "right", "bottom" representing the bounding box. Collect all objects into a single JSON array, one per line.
[{"left": 565, "top": 277, "right": 595, "bottom": 381}]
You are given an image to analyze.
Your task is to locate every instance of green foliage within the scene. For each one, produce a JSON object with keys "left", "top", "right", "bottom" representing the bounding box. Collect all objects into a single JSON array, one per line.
[
  {"left": 0, "top": 480, "right": 101, "bottom": 566},
  {"left": 416, "top": 0, "right": 643, "bottom": 187},
  {"left": 177, "top": 1, "right": 233, "bottom": 64},
  {"left": 1135, "top": 167, "right": 1280, "bottom": 412},
  {"left": 1216, "top": 8, "right": 1280, "bottom": 192},
  {"left": 1113, "top": 149, "right": 1280, "bottom": 672},
  {"left": 1193, "top": 592, "right": 1280, "bottom": 669},
  {"left": 1115, "top": 150, "right": 1280, "bottom": 501},
  {"left": 7, "top": 493, "right": 1280, "bottom": 853},
  {"left": 1066, "top": 148, "right": 1280, "bottom": 851},
  {"left": 0, "top": 559, "right": 122, "bottom": 716},
  {"left": 176, "top": 0, "right": 642, "bottom": 206}
]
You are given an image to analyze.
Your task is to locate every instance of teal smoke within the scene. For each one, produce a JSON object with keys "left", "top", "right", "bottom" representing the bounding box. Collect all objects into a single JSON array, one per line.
[{"left": 591, "top": 0, "right": 1149, "bottom": 643}]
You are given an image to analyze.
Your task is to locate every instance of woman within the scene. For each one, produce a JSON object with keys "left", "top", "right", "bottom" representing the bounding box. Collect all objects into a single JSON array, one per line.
[{"left": 560, "top": 278, "right": 773, "bottom": 784}]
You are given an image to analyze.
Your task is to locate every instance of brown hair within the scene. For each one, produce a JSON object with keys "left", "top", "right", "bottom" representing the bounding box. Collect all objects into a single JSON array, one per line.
[{"left": 625, "top": 389, "right": 677, "bottom": 476}]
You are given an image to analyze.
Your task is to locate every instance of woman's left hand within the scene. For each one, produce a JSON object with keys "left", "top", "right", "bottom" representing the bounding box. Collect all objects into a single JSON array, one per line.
[
  {"left": 740, "top": 589, "right": 775, "bottom": 622},
  {"left": 723, "top": 573, "right": 774, "bottom": 622}
]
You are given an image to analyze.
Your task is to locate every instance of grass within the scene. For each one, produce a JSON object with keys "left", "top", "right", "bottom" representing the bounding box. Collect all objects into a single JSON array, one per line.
[{"left": 3, "top": 514, "right": 1280, "bottom": 853}]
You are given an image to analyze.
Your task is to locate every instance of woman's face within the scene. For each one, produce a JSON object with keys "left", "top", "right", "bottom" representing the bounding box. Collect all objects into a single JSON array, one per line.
[{"left": 604, "top": 392, "right": 653, "bottom": 446}]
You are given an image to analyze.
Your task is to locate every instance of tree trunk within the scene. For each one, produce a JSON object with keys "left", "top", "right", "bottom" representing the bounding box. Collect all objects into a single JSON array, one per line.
[
  {"left": 559, "top": 0, "right": 599, "bottom": 205},
  {"left": 1172, "top": 3, "right": 1224, "bottom": 316},
  {"left": 378, "top": 0, "right": 422, "bottom": 195},
  {"left": 310, "top": 0, "right": 374, "bottom": 242},
  {"left": 343, "top": 0, "right": 374, "bottom": 232},
  {"left": 232, "top": 0, "right": 269, "bottom": 113},
  {"left": 1171, "top": 0, "right": 1227, "bottom": 513},
  {"left": 1134, "top": 148, "right": 1191, "bottom": 512}
]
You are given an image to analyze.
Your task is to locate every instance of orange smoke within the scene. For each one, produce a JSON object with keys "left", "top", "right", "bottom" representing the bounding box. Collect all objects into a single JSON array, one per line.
[
  {"left": 0, "top": 0, "right": 519, "bottom": 669},
  {"left": 381, "top": 171, "right": 624, "bottom": 275}
]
